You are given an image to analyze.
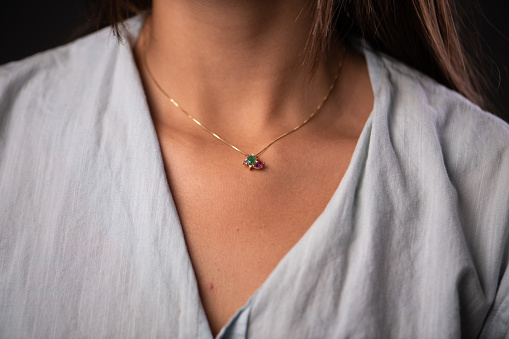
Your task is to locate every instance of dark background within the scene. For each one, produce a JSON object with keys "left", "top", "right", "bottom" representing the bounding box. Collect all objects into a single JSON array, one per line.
[{"left": 1, "top": 1, "right": 508, "bottom": 122}]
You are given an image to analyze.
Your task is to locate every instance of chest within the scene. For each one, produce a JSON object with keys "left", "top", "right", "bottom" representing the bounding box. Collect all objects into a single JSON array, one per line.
[{"left": 155, "top": 126, "right": 358, "bottom": 334}]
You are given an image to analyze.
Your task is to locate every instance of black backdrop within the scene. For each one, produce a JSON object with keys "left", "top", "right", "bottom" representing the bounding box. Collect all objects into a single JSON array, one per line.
[{"left": 1, "top": 1, "right": 508, "bottom": 122}]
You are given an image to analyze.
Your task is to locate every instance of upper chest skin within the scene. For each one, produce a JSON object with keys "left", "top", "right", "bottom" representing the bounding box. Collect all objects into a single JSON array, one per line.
[
  {"left": 139, "top": 50, "right": 373, "bottom": 336},
  {"left": 157, "top": 125, "right": 358, "bottom": 335}
]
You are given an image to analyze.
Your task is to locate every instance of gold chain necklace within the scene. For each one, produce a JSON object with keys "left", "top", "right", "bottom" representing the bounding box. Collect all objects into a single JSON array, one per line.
[{"left": 142, "top": 48, "right": 345, "bottom": 170}]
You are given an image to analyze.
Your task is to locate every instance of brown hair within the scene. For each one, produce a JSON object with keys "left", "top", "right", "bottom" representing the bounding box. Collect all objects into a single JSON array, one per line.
[{"left": 91, "top": 0, "right": 491, "bottom": 109}]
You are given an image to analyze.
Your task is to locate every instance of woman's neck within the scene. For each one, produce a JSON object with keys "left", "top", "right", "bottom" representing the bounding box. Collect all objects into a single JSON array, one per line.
[{"left": 135, "top": 0, "right": 341, "bottom": 134}]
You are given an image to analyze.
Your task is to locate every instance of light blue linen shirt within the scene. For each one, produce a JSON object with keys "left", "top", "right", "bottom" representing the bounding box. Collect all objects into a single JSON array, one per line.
[{"left": 1, "top": 15, "right": 509, "bottom": 338}]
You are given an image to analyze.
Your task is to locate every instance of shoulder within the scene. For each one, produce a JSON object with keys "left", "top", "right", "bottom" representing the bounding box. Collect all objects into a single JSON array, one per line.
[
  {"left": 372, "top": 49, "right": 509, "bottom": 222},
  {"left": 383, "top": 48, "right": 508, "bottom": 136},
  {"left": 368, "top": 48, "right": 509, "bottom": 173},
  {"left": 0, "top": 27, "right": 117, "bottom": 120},
  {"left": 366, "top": 49, "right": 509, "bottom": 337},
  {"left": 366, "top": 44, "right": 509, "bottom": 260},
  {"left": 0, "top": 28, "right": 118, "bottom": 173},
  {"left": 0, "top": 16, "right": 146, "bottom": 161},
  {"left": 0, "top": 16, "right": 144, "bottom": 123},
  {"left": 0, "top": 16, "right": 146, "bottom": 193},
  {"left": 0, "top": 25, "right": 116, "bottom": 85}
]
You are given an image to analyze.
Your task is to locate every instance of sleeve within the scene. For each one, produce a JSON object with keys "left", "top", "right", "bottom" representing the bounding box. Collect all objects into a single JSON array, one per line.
[
  {"left": 436, "top": 96, "right": 509, "bottom": 338},
  {"left": 481, "top": 270, "right": 509, "bottom": 338},
  {"left": 471, "top": 115, "right": 509, "bottom": 338}
]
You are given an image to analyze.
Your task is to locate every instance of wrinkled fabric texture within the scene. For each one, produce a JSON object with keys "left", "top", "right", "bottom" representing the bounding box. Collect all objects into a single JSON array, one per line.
[{"left": 1, "top": 15, "right": 509, "bottom": 339}]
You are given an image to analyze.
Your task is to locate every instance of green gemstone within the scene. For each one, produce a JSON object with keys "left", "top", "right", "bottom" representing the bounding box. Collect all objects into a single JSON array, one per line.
[{"left": 247, "top": 155, "right": 257, "bottom": 165}]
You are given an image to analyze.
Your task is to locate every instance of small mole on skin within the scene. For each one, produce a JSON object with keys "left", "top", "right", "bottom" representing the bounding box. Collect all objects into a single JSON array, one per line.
[{"left": 207, "top": 282, "right": 214, "bottom": 290}]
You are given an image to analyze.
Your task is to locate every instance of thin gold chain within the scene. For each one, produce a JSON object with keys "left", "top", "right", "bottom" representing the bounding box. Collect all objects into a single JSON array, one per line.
[{"left": 142, "top": 48, "right": 346, "bottom": 157}]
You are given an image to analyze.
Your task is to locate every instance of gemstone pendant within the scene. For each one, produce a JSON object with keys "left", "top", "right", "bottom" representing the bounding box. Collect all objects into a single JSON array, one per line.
[{"left": 243, "top": 154, "right": 264, "bottom": 170}]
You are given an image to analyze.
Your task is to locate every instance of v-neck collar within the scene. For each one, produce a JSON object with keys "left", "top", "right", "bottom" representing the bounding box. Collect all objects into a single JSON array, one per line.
[
  {"left": 112, "top": 14, "right": 212, "bottom": 338},
  {"left": 116, "top": 14, "right": 384, "bottom": 338},
  {"left": 237, "top": 44, "right": 386, "bottom": 337}
]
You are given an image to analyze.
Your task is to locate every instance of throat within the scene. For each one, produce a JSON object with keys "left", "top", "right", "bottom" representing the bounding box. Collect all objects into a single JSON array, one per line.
[{"left": 136, "top": 0, "right": 330, "bottom": 127}]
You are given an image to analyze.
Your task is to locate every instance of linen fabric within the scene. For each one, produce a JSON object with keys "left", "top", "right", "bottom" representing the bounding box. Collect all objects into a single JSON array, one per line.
[{"left": 1, "top": 15, "right": 509, "bottom": 338}]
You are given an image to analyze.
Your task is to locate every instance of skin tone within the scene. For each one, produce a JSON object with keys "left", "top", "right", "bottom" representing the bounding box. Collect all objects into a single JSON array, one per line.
[{"left": 134, "top": 0, "right": 374, "bottom": 335}]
